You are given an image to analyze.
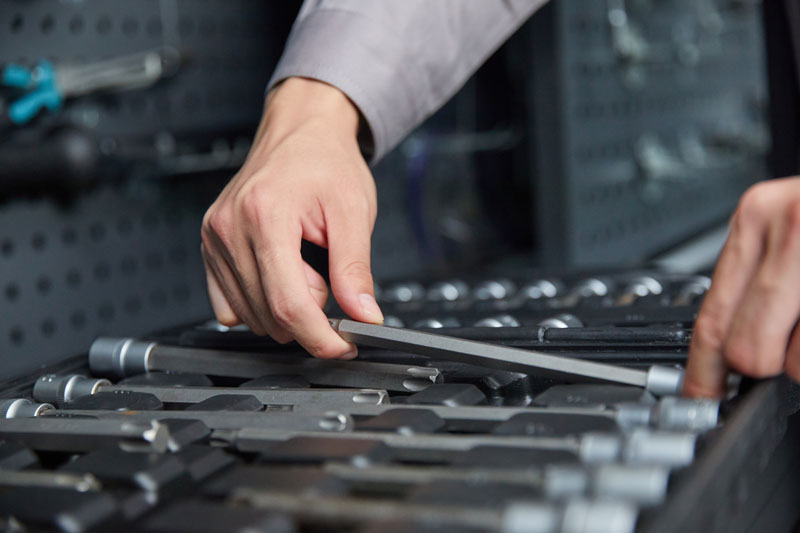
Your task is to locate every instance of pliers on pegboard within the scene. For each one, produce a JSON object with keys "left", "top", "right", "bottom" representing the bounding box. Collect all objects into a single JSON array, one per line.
[{"left": 0, "top": 47, "right": 182, "bottom": 130}]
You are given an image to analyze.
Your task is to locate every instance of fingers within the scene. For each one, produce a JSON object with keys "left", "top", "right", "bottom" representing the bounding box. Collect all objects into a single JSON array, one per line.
[
  {"left": 255, "top": 216, "right": 357, "bottom": 359},
  {"left": 201, "top": 243, "right": 267, "bottom": 336},
  {"left": 326, "top": 204, "right": 383, "bottom": 325},
  {"left": 201, "top": 245, "right": 240, "bottom": 327},
  {"left": 303, "top": 260, "right": 330, "bottom": 310},
  {"left": 723, "top": 211, "right": 800, "bottom": 379},
  {"left": 684, "top": 190, "right": 767, "bottom": 397}
]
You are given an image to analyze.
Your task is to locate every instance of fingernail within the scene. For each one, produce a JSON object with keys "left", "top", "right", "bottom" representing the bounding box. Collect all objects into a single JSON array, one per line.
[
  {"left": 339, "top": 346, "right": 358, "bottom": 360},
  {"left": 359, "top": 293, "right": 384, "bottom": 323}
]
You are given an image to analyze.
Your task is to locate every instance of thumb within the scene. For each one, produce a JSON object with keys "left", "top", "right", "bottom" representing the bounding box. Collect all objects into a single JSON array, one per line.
[{"left": 327, "top": 206, "right": 383, "bottom": 324}]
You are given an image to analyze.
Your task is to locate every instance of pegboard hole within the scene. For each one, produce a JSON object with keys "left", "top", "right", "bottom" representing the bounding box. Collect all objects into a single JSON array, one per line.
[
  {"left": 1, "top": 239, "right": 13, "bottom": 258},
  {"left": 66, "top": 269, "right": 82, "bottom": 288},
  {"left": 9, "top": 327, "right": 24, "bottom": 346},
  {"left": 31, "top": 233, "right": 46, "bottom": 251},
  {"left": 62, "top": 227, "right": 78, "bottom": 245},
  {"left": 10, "top": 14, "right": 24, "bottom": 33},
  {"left": 36, "top": 276, "right": 51, "bottom": 295},
  {"left": 40, "top": 14, "right": 55, "bottom": 34},
  {"left": 4, "top": 283, "right": 19, "bottom": 302},
  {"left": 41, "top": 319, "right": 56, "bottom": 338},
  {"left": 69, "top": 15, "right": 84, "bottom": 34}
]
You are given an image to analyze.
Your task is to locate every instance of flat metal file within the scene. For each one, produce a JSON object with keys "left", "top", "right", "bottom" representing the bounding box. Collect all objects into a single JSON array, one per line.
[
  {"left": 330, "top": 319, "right": 684, "bottom": 396},
  {"left": 88, "top": 337, "right": 441, "bottom": 392}
]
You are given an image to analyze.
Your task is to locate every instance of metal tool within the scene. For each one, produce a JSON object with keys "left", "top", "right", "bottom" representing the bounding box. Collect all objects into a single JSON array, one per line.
[
  {"left": 0, "top": 418, "right": 170, "bottom": 453},
  {"left": 0, "top": 398, "right": 53, "bottom": 418},
  {"left": 88, "top": 338, "right": 441, "bottom": 392},
  {"left": 1, "top": 47, "right": 181, "bottom": 126},
  {"left": 329, "top": 319, "right": 684, "bottom": 395},
  {"left": 49, "top": 409, "right": 353, "bottom": 433},
  {"left": 33, "top": 374, "right": 389, "bottom": 408},
  {"left": 0, "top": 471, "right": 102, "bottom": 492},
  {"left": 229, "top": 427, "right": 697, "bottom": 467},
  {"left": 292, "top": 398, "right": 718, "bottom": 432},
  {"left": 324, "top": 463, "right": 670, "bottom": 506},
  {"left": 232, "top": 489, "right": 638, "bottom": 533}
]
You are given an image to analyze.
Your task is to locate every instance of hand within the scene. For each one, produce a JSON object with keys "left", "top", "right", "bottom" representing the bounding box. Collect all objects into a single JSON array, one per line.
[
  {"left": 684, "top": 176, "right": 800, "bottom": 397},
  {"left": 201, "top": 77, "right": 383, "bottom": 359}
]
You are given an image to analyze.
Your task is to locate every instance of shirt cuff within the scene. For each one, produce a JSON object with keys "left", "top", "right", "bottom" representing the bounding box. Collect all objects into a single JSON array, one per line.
[{"left": 267, "top": 7, "right": 422, "bottom": 164}]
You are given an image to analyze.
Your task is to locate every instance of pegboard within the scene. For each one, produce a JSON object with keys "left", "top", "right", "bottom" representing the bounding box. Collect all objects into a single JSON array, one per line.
[
  {"left": 528, "top": 0, "right": 769, "bottom": 267},
  {"left": 0, "top": 181, "right": 220, "bottom": 379},
  {"left": 0, "top": 1, "right": 290, "bottom": 142},
  {"left": 0, "top": 0, "right": 297, "bottom": 378}
]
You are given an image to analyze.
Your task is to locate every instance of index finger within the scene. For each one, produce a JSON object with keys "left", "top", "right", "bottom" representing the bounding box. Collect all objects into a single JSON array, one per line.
[
  {"left": 254, "top": 215, "right": 356, "bottom": 359},
  {"left": 684, "top": 213, "right": 765, "bottom": 397}
]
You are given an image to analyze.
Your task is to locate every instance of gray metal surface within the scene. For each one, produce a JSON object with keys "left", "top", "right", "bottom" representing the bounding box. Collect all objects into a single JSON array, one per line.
[{"left": 330, "top": 319, "right": 683, "bottom": 395}]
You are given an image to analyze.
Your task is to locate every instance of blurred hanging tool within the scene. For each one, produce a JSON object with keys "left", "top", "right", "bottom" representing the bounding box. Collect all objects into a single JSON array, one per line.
[{"left": 0, "top": 47, "right": 181, "bottom": 131}]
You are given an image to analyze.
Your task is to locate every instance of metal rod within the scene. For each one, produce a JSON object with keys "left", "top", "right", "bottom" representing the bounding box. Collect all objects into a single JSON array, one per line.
[
  {"left": 49, "top": 409, "right": 353, "bottom": 433},
  {"left": 108, "top": 385, "right": 389, "bottom": 408},
  {"left": 88, "top": 337, "right": 441, "bottom": 392},
  {"left": 229, "top": 427, "right": 695, "bottom": 467},
  {"left": 33, "top": 375, "right": 389, "bottom": 408}
]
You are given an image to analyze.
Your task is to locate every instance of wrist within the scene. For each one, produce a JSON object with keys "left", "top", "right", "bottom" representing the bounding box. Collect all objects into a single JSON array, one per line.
[{"left": 262, "top": 77, "right": 360, "bottom": 141}]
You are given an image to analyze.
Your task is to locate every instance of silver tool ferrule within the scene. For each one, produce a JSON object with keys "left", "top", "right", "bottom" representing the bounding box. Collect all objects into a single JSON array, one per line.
[{"left": 89, "top": 337, "right": 156, "bottom": 378}]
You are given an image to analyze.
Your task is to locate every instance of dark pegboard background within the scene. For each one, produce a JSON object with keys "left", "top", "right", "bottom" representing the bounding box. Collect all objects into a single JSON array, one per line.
[
  {"left": 529, "top": 0, "right": 769, "bottom": 267},
  {"left": 0, "top": 1, "right": 298, "bottom": 378},
  {"left": 0, "top": 182, "right": 218, "bottom": 379},
  {"left": 0, "top": 0, "right": 290, "bottom": 141}
]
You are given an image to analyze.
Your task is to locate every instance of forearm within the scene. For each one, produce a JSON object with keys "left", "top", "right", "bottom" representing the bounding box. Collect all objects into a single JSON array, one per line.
[{"left": 269, "top": 0, "right": 548, "bottom": 163}]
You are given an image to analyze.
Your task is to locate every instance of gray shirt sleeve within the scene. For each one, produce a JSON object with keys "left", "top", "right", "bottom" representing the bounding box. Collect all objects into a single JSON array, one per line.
[{"left": 268, "top": 0, "right": 547, "bottom": 163}]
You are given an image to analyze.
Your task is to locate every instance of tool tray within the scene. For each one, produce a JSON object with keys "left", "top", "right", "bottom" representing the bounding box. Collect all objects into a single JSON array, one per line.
[{"left": 0, "top": 270, "right": 797, "bottom": 532}]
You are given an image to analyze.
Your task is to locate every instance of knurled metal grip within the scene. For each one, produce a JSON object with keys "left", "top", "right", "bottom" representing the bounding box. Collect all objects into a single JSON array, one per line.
[
  {"left": 89, "top": 337, "right": 156, "bottom": 378},
  {"left": 33, "top": 374, "right": 110, "bottom": 405},
  {"left": 644, "top": 366, "right": 685, "bottom": 396},
  {"left": 0, "top": 398, "right": 53, "bottom": 418}
]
